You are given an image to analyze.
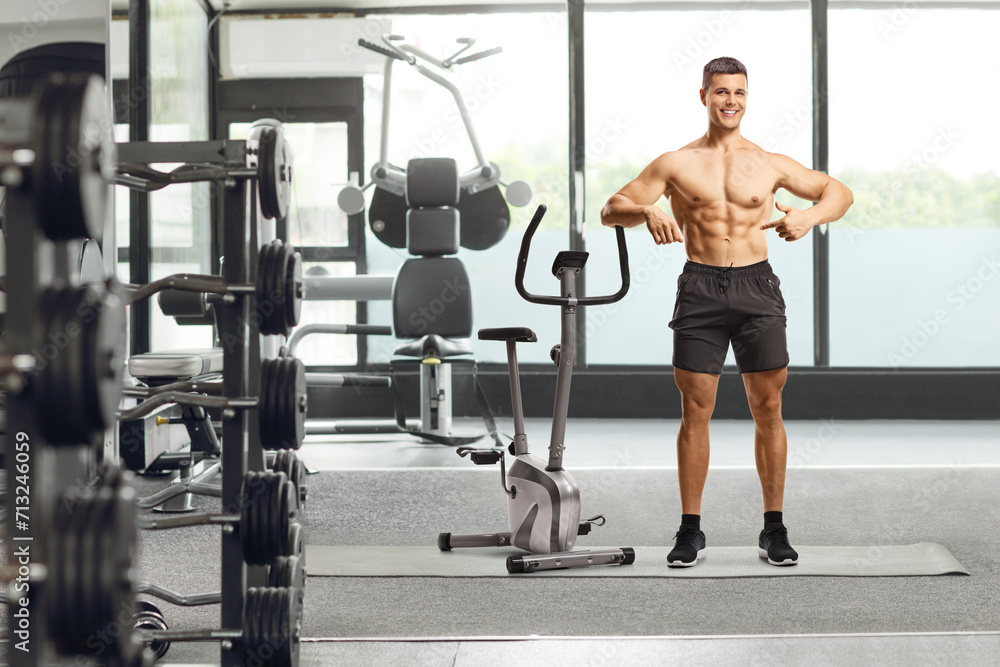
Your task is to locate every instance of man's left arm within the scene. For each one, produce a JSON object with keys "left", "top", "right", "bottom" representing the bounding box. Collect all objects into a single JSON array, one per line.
[{"left": 762, "top": 154, "right": 854, "bottom": 241}]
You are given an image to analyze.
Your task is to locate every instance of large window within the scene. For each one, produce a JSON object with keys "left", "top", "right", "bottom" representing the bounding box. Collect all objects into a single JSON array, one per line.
[
  {"left": 584, "top": 8, "right": 814, "bottom": 367},
  {"left": 828, "top": 8, "right": 1000, "bottom": 368},
  {"left": 113, "top": 0, "right": 211, "bottom": 352}
]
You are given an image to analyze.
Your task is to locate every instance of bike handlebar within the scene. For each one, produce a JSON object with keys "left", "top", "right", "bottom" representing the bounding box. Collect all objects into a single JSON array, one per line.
[{"left": 515, "top": 205, "right": 630, "bottom": 307}]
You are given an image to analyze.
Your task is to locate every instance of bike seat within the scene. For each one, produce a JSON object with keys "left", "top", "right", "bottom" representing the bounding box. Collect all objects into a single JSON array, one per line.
[
  {"left": 551, "top": 251, "right": 588, "bottom": 276},
  {"left": 478, "top": 327, "right": 537, "bottom": 343}
]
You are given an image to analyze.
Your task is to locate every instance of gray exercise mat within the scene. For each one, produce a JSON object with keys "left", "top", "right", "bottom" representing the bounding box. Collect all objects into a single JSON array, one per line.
[{"left": 304, "top": 542, "right": 968, "bottom": 578}]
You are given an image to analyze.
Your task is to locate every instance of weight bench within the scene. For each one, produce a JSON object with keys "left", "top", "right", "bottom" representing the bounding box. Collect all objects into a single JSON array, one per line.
[{"left": 122, "top": 348, "right": 224, "bottom": 512}]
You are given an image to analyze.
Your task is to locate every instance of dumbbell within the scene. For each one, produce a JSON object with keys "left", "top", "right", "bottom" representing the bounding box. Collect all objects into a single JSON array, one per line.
[
  {"left": 137, "top": 470, "right": 299, "bottom": 566},
  {"left": 128, "top": 239, "right": 303, "bottom": 337},
  {"left": 120, "top": 355, "right": 307, "bottom": 451},
  {"left": 116, "top": 122, "right": 292, "bottom": 221},
  {"left": 131, "top": 585, "right": 300, "bottom": 667},
  {"left": 0, "top": 73, "right": 113, "bottom": 241},
  {"left": 0, "top": 280, "right": 126, "bottom": 445}
]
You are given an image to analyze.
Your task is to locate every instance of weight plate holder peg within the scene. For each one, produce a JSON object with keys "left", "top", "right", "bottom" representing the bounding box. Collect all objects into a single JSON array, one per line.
[
  {"left": 120, "top": 355, "right": 308, "bottom": 451},
  {"left": 128, "top": 239, "right": 304, "bottom": 337}
]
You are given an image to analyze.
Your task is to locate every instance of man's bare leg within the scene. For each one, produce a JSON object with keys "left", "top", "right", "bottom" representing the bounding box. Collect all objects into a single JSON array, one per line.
[
  {"left": 673, "top": 367, "right": 721, "bottom": 515},
  {"left": 742, "top": 366, "right": 798, "bottom": 565},
  {"left": 741, "top": 366, "right": 788, "bottom": 511}
]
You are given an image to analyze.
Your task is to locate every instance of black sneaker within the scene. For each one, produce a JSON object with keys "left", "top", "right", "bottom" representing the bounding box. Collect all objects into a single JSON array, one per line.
[
  {"left": 667, "top": 524, "right": 706, "bottom": 567},
  {"left": 758, "top": 523, "right": 798, "bottom": 566}
]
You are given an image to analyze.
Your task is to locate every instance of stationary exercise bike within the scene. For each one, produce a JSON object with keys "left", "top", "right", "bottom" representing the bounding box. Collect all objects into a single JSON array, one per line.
[{"left": 438, "top": 204, "right": 635, "bottom": 573}]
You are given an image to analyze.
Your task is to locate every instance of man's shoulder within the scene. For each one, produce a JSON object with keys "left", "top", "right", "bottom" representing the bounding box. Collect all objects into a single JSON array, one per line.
[{"left": 654, "top": 140, "right": 705, "bottom": 165}]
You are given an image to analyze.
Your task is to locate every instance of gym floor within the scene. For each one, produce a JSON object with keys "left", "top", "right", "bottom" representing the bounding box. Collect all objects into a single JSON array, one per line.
[{"left": 145, "top": 417, "right": 999, "bottom": 666}]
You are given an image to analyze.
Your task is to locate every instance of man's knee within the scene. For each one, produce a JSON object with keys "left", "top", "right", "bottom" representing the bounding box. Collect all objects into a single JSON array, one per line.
[
  {"left": 678, "top": 384, "right": 718, "bottom": 421},
  {"left": 748, "top": 391, "right": 783, "bottom": 423}
]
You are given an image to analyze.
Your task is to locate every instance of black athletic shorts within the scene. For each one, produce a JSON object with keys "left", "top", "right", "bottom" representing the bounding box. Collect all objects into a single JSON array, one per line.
[{"left": 668, "top": 259, "right": 789, "bottom": 375}]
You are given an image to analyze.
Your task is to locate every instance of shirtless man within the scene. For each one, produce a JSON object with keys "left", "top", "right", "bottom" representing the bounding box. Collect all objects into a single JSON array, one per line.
[{"left": 600, "top": 57, "right": 853, "bottom": 567}]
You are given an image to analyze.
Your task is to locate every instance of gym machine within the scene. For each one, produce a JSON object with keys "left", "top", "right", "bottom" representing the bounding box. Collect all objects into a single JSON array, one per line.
[
  {"left": 440, "top": 205, "right": 636, "bottom": 573},
  {"left": 316, "top": 36, "right": 533, "bottom": 445}
]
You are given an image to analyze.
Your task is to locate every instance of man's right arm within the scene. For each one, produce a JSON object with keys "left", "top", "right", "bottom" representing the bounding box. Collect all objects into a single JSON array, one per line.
[{"left": 600, "top": 154, "right": 684, "bottom": 245}]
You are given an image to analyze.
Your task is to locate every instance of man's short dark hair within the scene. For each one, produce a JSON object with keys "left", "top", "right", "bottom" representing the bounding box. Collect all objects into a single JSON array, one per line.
[{"left": 702, "top": 57, "right": 748, "bottom": 92}]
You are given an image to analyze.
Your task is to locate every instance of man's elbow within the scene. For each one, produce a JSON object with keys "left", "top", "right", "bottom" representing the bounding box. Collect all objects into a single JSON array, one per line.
[
  {"left": 599, "top": 200, "right": 617, "bottom": 227},
  {"left": 841, "top": 182, "right": 854, "bottom": 210}
]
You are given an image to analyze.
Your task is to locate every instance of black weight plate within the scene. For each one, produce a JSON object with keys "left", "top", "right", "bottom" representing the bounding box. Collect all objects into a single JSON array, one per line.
[
  {"left": 275, "top": 131, "right": 293, "bottom": 220},
  {"left": 36, "top": 283, "right": 126, "bottom": 444},
  {"left": 276, "top": 357, "right": 295, "bottom": 450},
  {"left": 67, "top": 492, "right": 94, "bottom": 652},
  {"left": 110, "top": 480, "right": 139, "bottom": 660},
  {"left": 267, "top": 555, "right": 302, "bottom": 589},
  {"left": 272, "top": 450, "right": 306, "bottom": 510},
  {"left": 34, "top": 286, "right": 72, "bottom": 442},
  {"left": 258, "top": 357, "right": 284, "bottom": 450},
  {"left": 257, "top": 127, "right": 292, "bottom": 221},
  {"left": 81, "top": 491, "right": 106, "bottom": 631},
  {"left": 287, "top": 357, "right": 307, "bottom": 450},
  {"left": 242, "top": 587, "right": 263, "bottom": 663},
  {"left": 259, "top": 242, "right": 282, "bottom": 336},
  {"left": 457, "top": 185, "right": 510, "bottom": 250},
  {"left": 32, "top": 74, "right": 112, "bottom": 241},
  {"left": 46, "top": 488, "right": 77, "bottom": 650},
  {"left": 268, "top": 556, "right": 306, "bottom": 627},
  {"left": 264, "top": 357, "right": 290, "bottom": 451},
  {"left": 255, "top": 241, "right": 277, "bottom": 334},
  {"left": 273, "top": 357, "right": 307, "bottom": 451},
  {"left": 295, "top": 457, "right": 308, "bottom": 508},
  {"left": 283, "top": 246, "right": 303, "bottom": 333},
  {"left": 285, "top": 522, "right": 303, "bottom": 560},
  {"left": 86, "top": 282, "right": 127, "bottom": 434},
  {"left": 258, "top": 358, "right": 277, "bottom": 447},
  {"left": 273, "top": 473, "right": 294, "bottom": 563},
  {"left": 257, "top": 127, "right": 279, "bottom": 220},
  {"left": 281, "top": 585, "right": 300, "bottom": 667},
  {"left": 265, "top": 242, "right": 289, "bottom": 336},
  {"left": 271, "top": 448, "right": 288, "bottom": 473},
  {"left": 368, "top": 186, "right": 408, "bottom": 248},
  {"left": 252, "top": 586, "right": 296, "bottom": 667},
  {"left": 240, "top": 472, "right": 259, "bottom": 565},
  {"left": 0, "top": 42, "right": 105, "bottom": 97}
]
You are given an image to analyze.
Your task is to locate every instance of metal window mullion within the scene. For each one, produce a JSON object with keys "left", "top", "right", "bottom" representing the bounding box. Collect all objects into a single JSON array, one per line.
[
  {"left": 129, "top": 0, "right": 152, "bottom": 355},
  {"left": 568, "top": 0, "right": 586, "bottom": 368},
  {"left": 812, "top": 0, "right": 830, "bottom": 367}
]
